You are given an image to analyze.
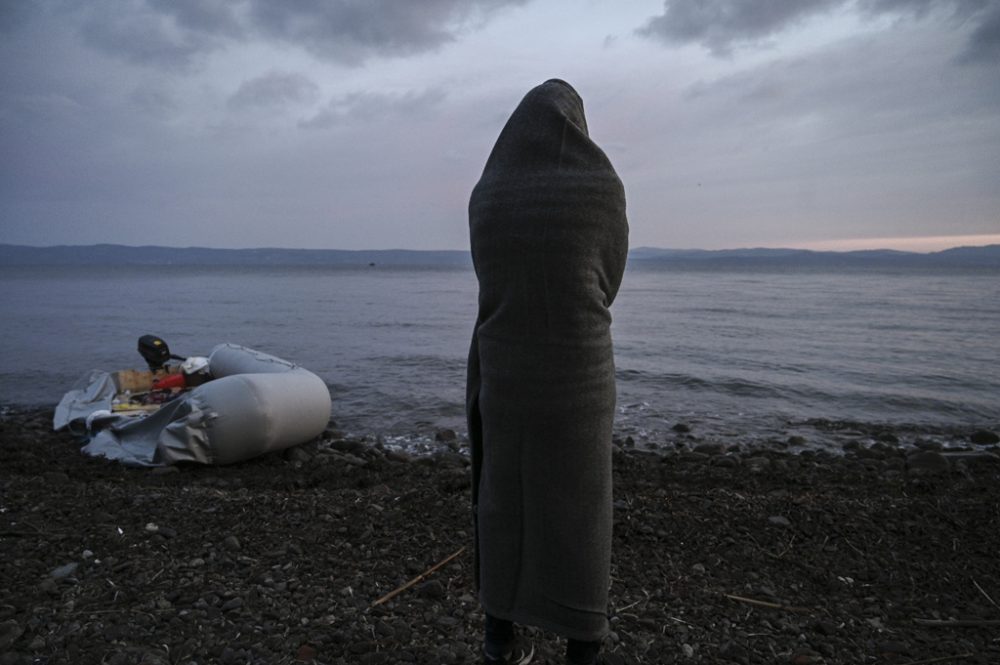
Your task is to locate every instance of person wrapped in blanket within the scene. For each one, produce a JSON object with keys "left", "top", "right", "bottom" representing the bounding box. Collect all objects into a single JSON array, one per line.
[{"left": 467, "top": 79, "right": 629, "bottom": 665}]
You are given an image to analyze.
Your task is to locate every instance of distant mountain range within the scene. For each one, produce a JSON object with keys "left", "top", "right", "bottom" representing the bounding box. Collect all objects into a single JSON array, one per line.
[
  {"left": 0, "top": 244, "right": 471, "bottom": 267},
  {"left": 628, "top": 245, "right": 1000, "bottom": 267},
  {"left": 1, "top": 243, "right": 999, "bottom": 267}
]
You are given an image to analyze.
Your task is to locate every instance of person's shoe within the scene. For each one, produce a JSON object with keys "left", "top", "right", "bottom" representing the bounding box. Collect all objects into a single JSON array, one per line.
[{"left": 482, "top": 635, "right": 535, "bottom": 664}]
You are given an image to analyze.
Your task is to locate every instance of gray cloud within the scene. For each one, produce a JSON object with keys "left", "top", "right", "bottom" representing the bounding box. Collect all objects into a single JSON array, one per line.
[
  {"left": 228, "top": 72, "right": 320, "bottom": 110},
  {"left": 642, "top": 21, "right": 1000, "bottom": 244},
  {"left": 638, "top": 0, "right": 1000, "bottom": 62},
  {"left": 3, "top": 0, "right": 995, "bottom": 252},
  {"left": 147, "top": 0, "right": 242, "bottom": 37},
  {"left": 679, "top": 14, "right": 999, "bottom": 130},
  {"left": 78, "top": 0, "right": 225, "bottom": 70},
  {"left": 959, "top": 3, "right": 1000, "bottom": 63},
  {"left": 130, "top": 87, "right": 176, "bottom": 117},
  {"left": 299, "top": 88, "right": 447, "bottom": 130},
  {"left": 637, "top": 0, "right": 836, "bottom": 56},
  {"left": 857, "top": 0, "right": 985, "bottom": 16},
  {"left": 245, "top": 0, "right": 528, "bottom": 64},
  {"left": 28, "top": 0, "right": 527, "bottom": 69}
]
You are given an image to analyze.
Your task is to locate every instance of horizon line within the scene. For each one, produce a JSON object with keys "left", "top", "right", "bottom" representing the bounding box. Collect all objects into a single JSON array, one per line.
[{"left": 3, "top": 238, "right": 1000, "bottom": 255}]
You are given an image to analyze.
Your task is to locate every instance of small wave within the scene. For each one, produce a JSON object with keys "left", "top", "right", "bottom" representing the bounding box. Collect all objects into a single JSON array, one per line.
[
  {"left": 618, "top": 369, "right": 791, "bottom": 400},
  {"left": 364, "top": 354, "right": 465, "bottom": 370},
  {"left": 367, "top": 321, "right": 436, "bottom": 329}
]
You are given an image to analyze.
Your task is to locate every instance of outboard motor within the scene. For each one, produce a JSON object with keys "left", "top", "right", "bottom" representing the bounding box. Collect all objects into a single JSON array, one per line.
[{"left": 138, "top": 335, "right": 184, "bottom": 371}]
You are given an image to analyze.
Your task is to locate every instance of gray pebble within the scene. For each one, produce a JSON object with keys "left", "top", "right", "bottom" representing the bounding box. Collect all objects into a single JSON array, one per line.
[
  {"left": 971, "top": 430, "right": 999, "bottom": 445},
  {"left": 221, "top": 597, "right": 243, "bottom": 612},
  {"left": 49, "top": 562, "right": 78, "bottom": 578},
  {"left": 693, "top": 442, "right": 725, "bottom": 456}
]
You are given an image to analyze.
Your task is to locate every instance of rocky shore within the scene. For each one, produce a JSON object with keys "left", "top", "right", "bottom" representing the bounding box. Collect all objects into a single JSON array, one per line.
[{"left": 2, "top": 407, "right": 999, "bottom": 664}]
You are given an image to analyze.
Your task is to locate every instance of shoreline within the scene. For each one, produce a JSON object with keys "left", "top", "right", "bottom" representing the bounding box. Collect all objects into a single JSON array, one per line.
[
  {"left": 7, "top": 401, "right": 997, "bottom": 460},
  {"left": 1, "top": 407, "right": 999, "bottom": 664}
]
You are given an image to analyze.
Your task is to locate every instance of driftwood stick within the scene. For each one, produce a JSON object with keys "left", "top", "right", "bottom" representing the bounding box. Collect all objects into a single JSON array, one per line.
[
  {"left": 616, "top": 598, "right": 645, "bottom": 613},
  {"left": 972, "top": 578, "right": 1000, "bottom": 612},
  {"left": 899, "top": 654, "right": 974, "bottom": 665},
  {"left": 371, "top": 546, "right": 465, "bottom": 607},
  {"left": 913, "top": 618, "right": 1000, "bottom": 627},
  {"left": 724, "top": 594, "right": 810, "bottom": 613}
]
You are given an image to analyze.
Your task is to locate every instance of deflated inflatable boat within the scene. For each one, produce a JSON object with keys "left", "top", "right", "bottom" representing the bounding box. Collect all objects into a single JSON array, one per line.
[{"left": 53, "top": 344, "right": 332, "bottom": 467}]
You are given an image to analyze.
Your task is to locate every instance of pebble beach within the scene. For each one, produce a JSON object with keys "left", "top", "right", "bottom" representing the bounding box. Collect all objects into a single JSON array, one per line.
[{"left": 2, "top": 407, "right": 999, "bottom": 664}]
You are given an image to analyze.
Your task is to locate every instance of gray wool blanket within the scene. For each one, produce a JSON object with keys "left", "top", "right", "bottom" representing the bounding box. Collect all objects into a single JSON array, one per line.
[{"left": 467, "top": 79, "right": 628, "bottom": 641}]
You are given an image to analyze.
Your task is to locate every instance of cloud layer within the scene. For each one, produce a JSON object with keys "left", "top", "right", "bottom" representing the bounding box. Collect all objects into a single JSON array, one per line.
[
  {"left": 300, "top": 89, "right": 447, "bottom": 130},
  {"left": 60, "top": 0, "right": 529, "bottom": 69},
  {"left": 0, "top": 0, "right": 996, "bottom": 250},
  {"left": 228, "top": 72, "right": 320, "bottom": 110},
  {"left": 639, "top": 0, "right": 1000, "bottom": 62}
]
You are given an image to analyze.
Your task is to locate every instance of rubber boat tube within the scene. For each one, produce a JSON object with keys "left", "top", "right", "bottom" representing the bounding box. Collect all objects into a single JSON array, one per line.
[{"left": 71, "top": 344, "right": 331, "bottom": 466}]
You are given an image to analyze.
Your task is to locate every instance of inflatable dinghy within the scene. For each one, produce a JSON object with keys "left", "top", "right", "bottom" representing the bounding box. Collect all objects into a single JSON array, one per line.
[{"left": 54, "top": 344, "right": 332, "bottom": 467}]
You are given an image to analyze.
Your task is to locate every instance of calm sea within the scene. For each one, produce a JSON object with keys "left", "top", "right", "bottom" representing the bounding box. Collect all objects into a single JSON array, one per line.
[{"left": 1, "top": 264, "right": 998, "bottom": 451}]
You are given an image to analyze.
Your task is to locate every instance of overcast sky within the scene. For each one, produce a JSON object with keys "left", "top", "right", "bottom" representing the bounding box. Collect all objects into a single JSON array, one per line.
[{"left": 2, "top": 0, "right": 998, "bottom": 251}]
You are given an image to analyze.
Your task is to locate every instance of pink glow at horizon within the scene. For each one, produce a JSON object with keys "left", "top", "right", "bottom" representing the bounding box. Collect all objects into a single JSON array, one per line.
[{"left": 784, "top": 234, "right": 1000, "bottom": 253}]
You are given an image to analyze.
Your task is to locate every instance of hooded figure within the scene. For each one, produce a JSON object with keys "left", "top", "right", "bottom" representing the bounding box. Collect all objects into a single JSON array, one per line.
[{"left": 467, "top": 79, "right": 629, "bottom": 650}]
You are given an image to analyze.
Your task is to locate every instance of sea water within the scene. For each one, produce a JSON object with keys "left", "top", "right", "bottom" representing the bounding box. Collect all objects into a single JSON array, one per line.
[{"left": 1, "top": 263, "right": 997, "bottom": 450}]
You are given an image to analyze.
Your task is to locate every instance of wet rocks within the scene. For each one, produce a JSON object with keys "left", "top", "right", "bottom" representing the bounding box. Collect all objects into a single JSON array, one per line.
[
  {"left": 385, "top": 449, "right": 414, "bottom": 464},
  {"left": 283, "top": 445, "right": 313, "bottom": 464},
  {"left": 692, "top": 442, "right": 725, "bottom": 456},
  {"left": 328, "top": 438, "right": 367, "bottom": 455},
  {"left": 434, "top": 428, "right": 458, "bottom": 443},
  {"left": 718, "top": 640, "right": 750, "bottom": 664},
  {"left": 906, "top": 450, "right": 950, "bottom": 474},
  {"left": 970, "top": 430, "right": 999, "bottom": 445}
]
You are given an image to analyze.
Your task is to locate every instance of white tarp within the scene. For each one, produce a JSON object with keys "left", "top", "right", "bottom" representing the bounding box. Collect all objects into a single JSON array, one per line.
[{"left": 53, "top": 370, "right": 117, "bottom": 431}]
